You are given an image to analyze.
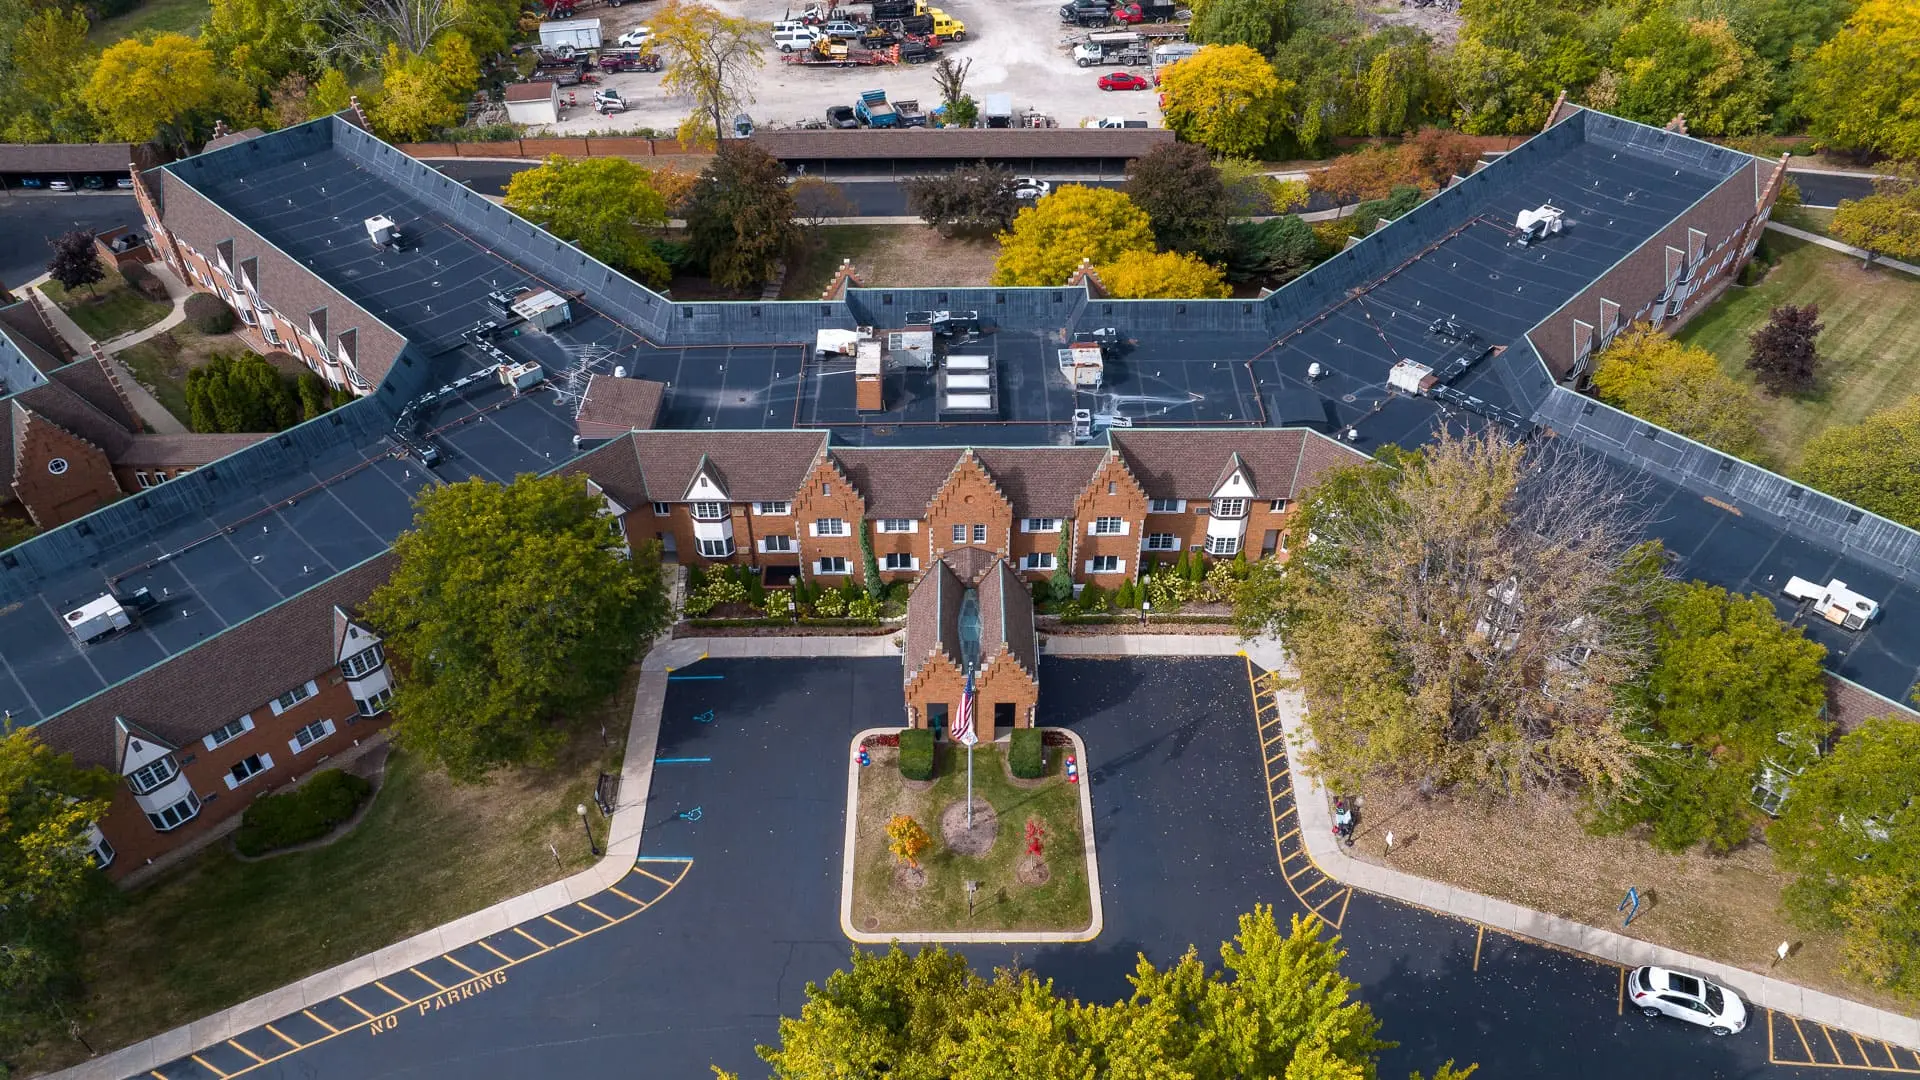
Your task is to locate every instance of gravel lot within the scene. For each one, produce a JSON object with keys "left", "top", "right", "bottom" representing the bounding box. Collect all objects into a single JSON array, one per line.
[{"left": 539, "top": 0, "right": 1165, "bottom": 134}]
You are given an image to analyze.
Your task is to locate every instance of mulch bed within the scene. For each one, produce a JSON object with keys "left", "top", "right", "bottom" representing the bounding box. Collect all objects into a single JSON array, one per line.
[
  {"left": 940, "top": 799, "right": 998, "bottom": 856},
  {"left": 681, "top": 624, "right": 899, "bottom": 637}
]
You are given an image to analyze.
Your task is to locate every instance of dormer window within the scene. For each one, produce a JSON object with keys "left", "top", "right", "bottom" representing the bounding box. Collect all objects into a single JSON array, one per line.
[
  {"left": 127, "top": 756, "right": 179, "bottom": 795},
  {"left": 690, "top": 502, "right": 727, "bottom": 521},
  {"left": 1212, "top": 498, "right": 1247, "bottom": 519}
]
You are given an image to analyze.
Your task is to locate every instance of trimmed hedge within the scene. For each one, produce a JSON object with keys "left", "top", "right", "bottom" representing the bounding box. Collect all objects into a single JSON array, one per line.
[
  {"left": 1009, "top": 728, "right": 1044, "bottom": 778},
  {"left": 184, "top": 292, "right": 235, "bottom": 334},
  {"left": 120, "top": 261, "right": 169, "bottom": 302},
  {"left": 899, "top": 728, "right": 935, "bottom": 781},
  {"left": 233, "top": 769, "right": 372, "bottom": 856}
]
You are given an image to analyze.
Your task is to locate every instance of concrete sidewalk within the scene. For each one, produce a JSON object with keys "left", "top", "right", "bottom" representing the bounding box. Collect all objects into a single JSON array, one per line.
[{"left": 1766, "top": 220, "right": 1920, "bottom": 277}]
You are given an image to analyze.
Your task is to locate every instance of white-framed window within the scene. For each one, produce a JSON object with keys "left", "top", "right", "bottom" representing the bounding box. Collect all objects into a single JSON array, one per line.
[
  {"left": 877, "top": 519, "right": 916, "bottom": 533},
  {"left": 342, "top": 644, "right": 384, "bottom": 679},
  {"left": 698, "top": 537, "right": 735, "bottom": 558},
  {"left": 224, "top": 752, "right": 273, "bottom": 789},
  {"left": 883, "top": 552, "right": 918, "bottom": 571},
  {"left": 816, "top": 556, "right": 849, "bottom": 575},
  {"left": 153, "top": 470, "right": 168, "bottom": 482},
  {"left": 1086, "top": 555, "right": 1123, "bottom": 573},
  {"left": 951, "top": 524, "right": 967, "bottom": 543},
  {"left": 264, "top": 325, "right": 282, "bottom": 346},
  {"left": 289, "top": 718, "right": 336, "bottom": 753},
  {"left": 1148, "top": 498, "right": 1184, "bottom": 514},
  {"left": 652, "top": 502, "right": 671, "bottom": 515},
  {"left": 146, "top": 792, "right": 200, "bottom": 832},
  {"left": 813, "top": 518, "right": 848, "bottom": 537},
  {"left": 239, "top": 307, "right": 256, "bottom": 326},
  {"left": 1144, "top": 533, "right": 1180, "bottom": 551},
  {"left": 89, "top": 834, "right": 115, "bottom": 869},
  {"left": 1192, "top": 503, "right": 1209, "bottom": 514},
  {"left": 203, "top": 715, "right": 254, "bottom": 750},
  {"left": 972, "top": 524, "right": 986, "bottom": 543},
  {"left": 1023, "top": 552, "right": 1054, "bottom": 571},
  {"left": 690, "top": 501, "right": 727, "bottom": 521},
  {"left": 1212, "top": 498, "right": 1248, "bottom": 519},
  {"left": 1268, "top": 499, "right": 1288, "bottom": 513},
  {"left": 135, "top": 471, "right": 151, "bottom": 488},
  {"left": 269, "top": 681, "right": 318, "bottom": 716},
  {"left": 1021, "top": 518, "right": 1060, "bottom": 533},
  {"left": 754, "top": 501, "right": 790, "bottom": 515},
  {"left": 760, "top": 535, "right": 795, "bottom": 553},
  {"left": 126, "top": 756, "right": 178, "bottom": 795},
  {"left": 358, "top": 687, "right": 394, "bottom": 716},
  {"left": 820, "top": 481, "right": 832, "bottom": 495},
  {"left": 1205, "top": 534, "right": 1241, "bottom": 556},
  {"left": 1091, "top": 516, "right": 1126, "bottom": 535}
]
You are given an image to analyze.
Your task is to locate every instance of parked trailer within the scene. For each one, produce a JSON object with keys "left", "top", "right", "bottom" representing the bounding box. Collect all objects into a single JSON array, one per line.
[
  {"left": 539, "top": 17, "right": 603, "bottom": 51},
  {"left": 894, "top": 98, "right": 927, "bottom": 125}
]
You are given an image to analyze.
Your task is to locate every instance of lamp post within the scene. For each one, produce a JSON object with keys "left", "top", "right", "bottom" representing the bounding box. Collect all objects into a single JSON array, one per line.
[
  {"left": 1141, "top": 599, "right": 1151, "bottom": 625},
  {"left": 789, "top": 595, "right": 797, "bottom": 624},
  {"left": 575, "top": 803, "right": 601, "bottom": 857}
]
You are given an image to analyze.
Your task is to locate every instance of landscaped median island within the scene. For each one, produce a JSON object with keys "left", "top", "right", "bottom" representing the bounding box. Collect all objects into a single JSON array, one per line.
[{"left": 844, "top": 728, "right": 1097, "bottom": 940}]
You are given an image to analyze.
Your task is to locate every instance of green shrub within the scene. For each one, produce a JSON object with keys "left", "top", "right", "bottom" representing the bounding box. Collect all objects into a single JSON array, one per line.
[
  {"left": 184, "top": 292, "right": 235, "bottom": 335},
  {"left": 1009, "top": 728, "right": 1044, "bottom": 778},
  {"left": 899, "top": 728, "right": 935, "bottom": 780},
  {"left": 233, "top": 769, "right": 372, "bottom": 856},
  {"left": 121, "top": 261, "right": 168, "bottom": 302},
  {"left": 887, "top": 581, "right": 912, "bottom": 603}
]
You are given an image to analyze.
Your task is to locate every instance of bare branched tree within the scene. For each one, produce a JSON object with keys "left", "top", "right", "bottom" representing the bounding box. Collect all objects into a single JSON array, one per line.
[
  {"left": 653, "top": 0, "right": 763, "bottom": 148},
  {"left": 1239, "top": 429, "right": 1664, "bottom": 798},
  {"left": 931, "top": 55, "right": 970, "bottom": 110},
  {"left": 789, "top": 176, "right": 856, "bottom": 230},
  {"left": 296, "top": 0, "right": 461, "bottom": 68}
]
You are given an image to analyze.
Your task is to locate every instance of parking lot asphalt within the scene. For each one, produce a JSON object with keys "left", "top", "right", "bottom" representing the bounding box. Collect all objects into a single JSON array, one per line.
[
  {"left": 157, "top": 657, "right": 1911, "bottom": 1080},
  {"left": 0, "top": 192, "right": 140, "bottom": 289}
]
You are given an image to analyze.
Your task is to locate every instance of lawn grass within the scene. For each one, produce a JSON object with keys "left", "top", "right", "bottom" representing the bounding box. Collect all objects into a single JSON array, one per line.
[
  {"left": 18, "top": 669, "right": 640, "bottom": 1074},
  {"left": 851, "top": 739, "right": 1091, "bottom": 935},
  {"left": 41, "top": 265, "right": 171, "bottom": 341},
  {"left": 780, "top": 225, "right": 1000, "bottom": 299},
  {"left": 781, "top": 225, "right": 883, "bottom": 300},
  {"left": 1675, "top": 234, "right": 1920, "bottom": 474},
  {"left": 115, "top": 325, "right": 245, "bottom": 427},
  {"left": 86, "top": 0, "right": 207, "bottom": 45},
  {"left": 1772, "top": 204, "right": 1835, "bottom": 238}
]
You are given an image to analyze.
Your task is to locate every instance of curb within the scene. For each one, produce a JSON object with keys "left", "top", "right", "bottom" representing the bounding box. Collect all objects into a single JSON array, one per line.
[
  {"left": 1261, "top": 670, "right": 1920, "bottom": 1055},
  {"left": 837, "top": 726, "right": 1102, "bottom": 945}
]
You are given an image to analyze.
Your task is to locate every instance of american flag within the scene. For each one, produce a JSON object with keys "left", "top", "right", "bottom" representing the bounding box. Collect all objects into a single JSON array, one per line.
[{"left": 950, "top": 673, "right": 975, "bottom": 743}]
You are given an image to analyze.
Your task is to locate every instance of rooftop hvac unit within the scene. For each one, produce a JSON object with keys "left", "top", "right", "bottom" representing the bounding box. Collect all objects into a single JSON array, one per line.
[
  {"left": 1783, "top": 577, "right": 1880, "bottom": 630},
  {"left": 65, "top": 593, "right": 131, "bottom": 644},
  {"left": 886, "top": 326, "right": 935, "bottom": 368},
  {"left": 510, "top": 289, "right": 571, "bottom": 331},
  {"left": 1073, "top": 408, "right": 1093, "bottom": 441},
  {"left": 498, "top": 361, "right": 545, "bottom": 390},
  {"left": 1515, "top": 204, "right": 1564, "bottom": 246},
  {"left": 365, "top": 215, "right": 403, "bottom": 249},
  {"left": 815, "top": 328, "right": 862, "bottom": 356},
  {"left": 1057, "top": 343, "right": 1104, "bottom": 388},
  {"left": 1387, "top": 359, "right": 1438, "bottom": 396}
]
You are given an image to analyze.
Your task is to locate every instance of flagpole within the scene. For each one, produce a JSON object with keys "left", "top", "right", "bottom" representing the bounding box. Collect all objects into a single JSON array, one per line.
[{"left": 967, "top": 740, "right": 974, "bottom": 830}]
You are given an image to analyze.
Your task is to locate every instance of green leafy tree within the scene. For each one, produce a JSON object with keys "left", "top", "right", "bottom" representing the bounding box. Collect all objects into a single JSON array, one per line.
[
  {"left": 1590, "top": 582, "right": 1829, "bottom": 853},
  {"left": 0, "top": 731, "right": 114, "bottom": 1051},
  {"left": 1235, "top": 430, "right": 1664, "bottom": 798},
  {"left": 365, "top": 474, "right": 670, "bottom": 781},
  {"left": 184, "top": 353, "right": 303, "bottom": 433},
  {"left": 1829, "top": 179, "right": 1920, "bottom": 267},
  {"left": 371, "top": 35, "right": 479, "bottom": 143},
  {"left": 1192, "top": 0, "right": 1291, "bottom": 56},
  {"left": 903, "top": 167, "right": 1017, "bottom": 238},
  {"left": 1800, "top": 0, "right": 1920, "bottom": 160},
  {"left": 309, "top": 67, "right": 355, "bottom": 117},
  {"left": 859, "top": 518, "right": 883, "bottom": 601},
  {"left": 1124, "top": 142, "right": 1232, "bottom": 260},
  {"left": 297, "top": 368, "right": 340, "bottom": 419},
  {"left": 1607, "top": 13, "right": 1772, "bottom": 136},
  {"left": 1227, "top": 215, "right": 1322, "bottom": 284},
  {"left": 204, "top": 0, "right": 317, "bottom": 91},
  {"left": 654, "top": 0, "right": 763, "bottom": 147},
  {"left": 992, "top": 185, "right": 1155, "bottom": 287},
  {"left": 1159, "top": 43, "right": 1289, "bottom": 158},
  {"left": 1797, "top": 397, "right": 1920, "bottom": 529},
  {"left": 1770, "top": 718, "right": 1920, "bottom": 997},
  {"left": 505, "top": 156, "right": 672, "bottom": 287},
  {"left": 1351, "top": 185, "right": 1423, "bottom": 236},
  {"left": 685, "top": 140, "right": 800, "bottom": 290},
  {"left": 1445, "top": 36, "right": 1555, "bottom": 135},
  {"left": 742, "top": 908, "right": 1420, "bottom": 1079},
  {"left": 1050, "top": 525, "right": 1074, "bottom": 603},
  {"left": 86, "top": 33, "right": 224, "bottom": 153},
  {"left": 0, "top": 5, "right": 97, "bottom": 143},
  {"left": 1589, "top": 328, "right": 1762, "bottom": 458}
]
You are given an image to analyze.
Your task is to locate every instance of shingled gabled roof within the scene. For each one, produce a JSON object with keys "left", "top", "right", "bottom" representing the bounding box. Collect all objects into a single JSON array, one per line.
[
  {"left": 972, "top": 447, "right": 1109, "bottom": 517},
  {"left": 559, "top": 433, "right": 647, "bottom": 511},
  {"left": 831, "top": 448, "right": 963, "bottom": 519},
  {"left": 903, "top": 557, "right": 965, "bottom": 684},
  {"left": 977, "top": 557, "right": 1036, "bottom": 680},
  {"left": 627, "top": 431, "right": 828, "bottom": 503},
  {"left": 1110, "top": 429, "right": 1367, "bottom": 501}
]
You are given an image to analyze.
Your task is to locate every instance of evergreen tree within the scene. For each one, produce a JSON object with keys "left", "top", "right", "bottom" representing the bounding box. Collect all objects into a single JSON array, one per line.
[
  {"left": 1050, "top": 524, "right": 1075, "bottom": 603},
  {"left": 859, "top": 518, "right": 884, "bottom": 601}
]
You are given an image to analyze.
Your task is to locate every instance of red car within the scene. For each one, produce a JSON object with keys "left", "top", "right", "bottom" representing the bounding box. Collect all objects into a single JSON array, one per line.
[{"left": 1099, "top": 72, "right": 1151, "bottom": 91}]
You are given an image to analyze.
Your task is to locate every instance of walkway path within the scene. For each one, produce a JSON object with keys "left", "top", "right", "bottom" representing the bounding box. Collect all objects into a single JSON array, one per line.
[
  {"left": 54, "top": 630, "right": 1918, "bottom": 1079},
  {"left": 23, "top": 266, "right": 189, "bottom": 434},
  {"left": 1767, "top": 220, "right": 1920, "bottom": 278}
]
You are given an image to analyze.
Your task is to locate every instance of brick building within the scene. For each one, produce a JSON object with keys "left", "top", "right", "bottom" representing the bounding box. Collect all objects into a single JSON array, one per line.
[{"left": 903, "top": 549, "right": 1038, "bottom": 740}]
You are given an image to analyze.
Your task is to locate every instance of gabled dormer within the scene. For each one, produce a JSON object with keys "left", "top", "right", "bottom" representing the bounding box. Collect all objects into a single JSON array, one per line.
[
  {"left": 1204, "top": 454, "right": 1253, "bottom": 556},
  {"left": 214, "top": 238, "right": 234, "bottom": 279},
  {"left": 683, "top": 454, "right": 730, "bottom": 503},
  {"left": 308, "top": 307, "right": 329, "bottom": 351},
  {"left": 334, "top": 605, "right": 394, "bottom": 715},
  {"left": 1211, "top": 454, "right": 1255, "bottom": 504},
  {"left": 237, "top": 255, "right": 258, "bottom": 296},
  {"left": 115, "top": 716, "right": 201, "bottom": 832}
]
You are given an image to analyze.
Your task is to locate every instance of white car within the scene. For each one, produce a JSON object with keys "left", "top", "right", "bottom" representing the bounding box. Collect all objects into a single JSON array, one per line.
[
  {"left": 617, "top": 26, "right": 653, "bottom": 47},
  {"left": 1013, "top": 177, "right": 1051, "bottom": 200},
  {"left": 1629, "top": 966, "right": 1747, "bottom": 1036}
]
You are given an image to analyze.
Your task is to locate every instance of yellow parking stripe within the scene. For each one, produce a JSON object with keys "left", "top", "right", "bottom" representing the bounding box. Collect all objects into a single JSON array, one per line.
[
  {"left": 577, "top": 902, "right": 615, "bottom": 923},
  {"left": 513, "top": 926, "right": 549, "bottom": 950},
  {"left": 608, "top": 886, "right": 645, "bottom": 906},
  {"left": 479, "top": 939, "right": 516, "bottom": 963},
  {"left": 227, "top": 1039, "right": 265, "bottom": 1064},
  {"left": 264, "top": 1023, "right": 301, "bottom": 1050},
  {"left": 634, "top": 865, "right": 679, "bottom": 887},
  {"left": 373, "top": 980, "right": 411, "bottom": 1005},
  {"left": 1789, "top": 1016, "right": 1814, "bottom": 1060},
  {"left": 410, "top": 966, "right": 447, "bottom": 991},
  {"left": 190, "top": 1054, "right": 229, "bottom": 1078},
  {"left": 543, "top": 914, "right": 581, "bottom": 937},
  {"left": 444, "top": 954, "right": 483, "bottom": 978},
  {"left": 302, "top": 1009, "right": 337, "bottom": 1033},
  {"left": 338, "top": 995, "right": 376, "bottom": 1020}
]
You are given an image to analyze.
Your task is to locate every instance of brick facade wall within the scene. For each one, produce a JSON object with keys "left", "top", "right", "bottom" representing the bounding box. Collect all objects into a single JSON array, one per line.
[
  {"left": 904, "top": 651, "right": 1037, "bottom": 742},
  {"left": 925, "top": 452, "right": 1013, "bottom": 567},
  {"left": 1070, "top": 454, "right": 1149, "bottom": 581},
  {"left": 794, "top": 455, "right": 866, "bottom": 584},
  {"left": 98, "top": 674, "right": 393, "bottom": 878},
  {"left": 10, "top": 418, "right": 120, "bottom": 528}
]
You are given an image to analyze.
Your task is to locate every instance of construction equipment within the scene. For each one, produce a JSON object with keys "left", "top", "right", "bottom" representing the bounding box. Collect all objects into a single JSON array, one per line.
[{"left": 894, "top": 98, "right": 927, "bottom": 126}]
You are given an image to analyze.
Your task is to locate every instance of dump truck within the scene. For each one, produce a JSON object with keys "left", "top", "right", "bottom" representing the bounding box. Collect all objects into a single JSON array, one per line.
[
  {"left": 855, "top": 87, "right": 898, "bottom": 127},
  {"left": 1074, "top": 31, "right": 1146, "bottom": 65},
  {"left": 894, "top": 98, "right": 927, "bottom": 125}
]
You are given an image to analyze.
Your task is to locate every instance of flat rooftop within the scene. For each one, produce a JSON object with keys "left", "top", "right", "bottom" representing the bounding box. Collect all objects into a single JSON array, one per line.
[{"left": 10, "top": 107, "right": 1920, "bottom": 730}]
